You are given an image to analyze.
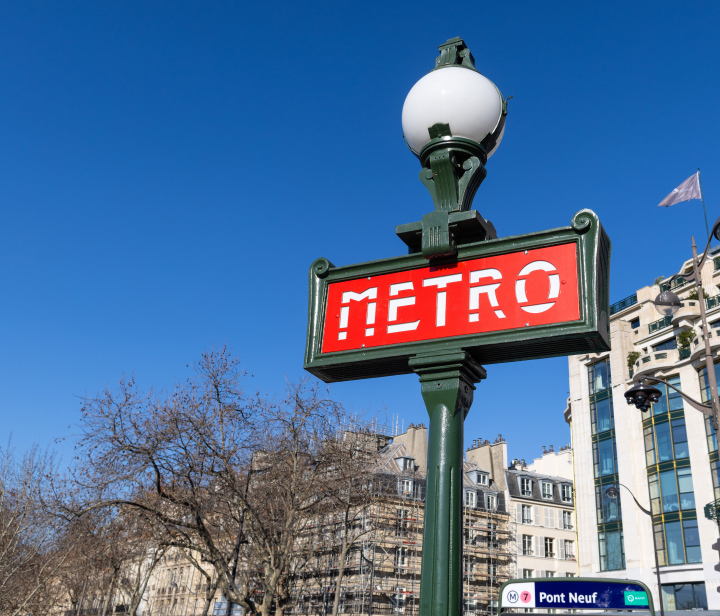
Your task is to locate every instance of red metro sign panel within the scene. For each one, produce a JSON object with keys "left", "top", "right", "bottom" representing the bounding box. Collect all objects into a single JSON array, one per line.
[
  {"left": 321, "top": 243, "right": 579, "bottom": 353},
  {"left": 305, "top": 210, "right": 611, "bottom": 383}
]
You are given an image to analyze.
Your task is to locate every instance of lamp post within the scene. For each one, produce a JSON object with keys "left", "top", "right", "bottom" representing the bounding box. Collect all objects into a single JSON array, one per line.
[
  {"left": 605, "top": 485, "right": 665, "bottom": 616},
  {"left": 633, "top": 215, "right": 720, "bottom": 429},
  {"left": 400, "top": 38, "right": 506, "bottom": 616}
]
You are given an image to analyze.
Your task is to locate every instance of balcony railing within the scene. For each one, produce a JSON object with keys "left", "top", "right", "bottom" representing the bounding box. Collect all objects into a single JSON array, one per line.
[
  {"left": 707, "top": 294, "right": 720, "bottom": 310},
  {"left": 679, "top": 347, "right": 691, "bottom": 359},
  {"left": 609, "top": 293, "right": 638, "bottom": 315},
  {"left": 660, "top": 277, "right": 690, "bottom": 292},
  {"left": 648, "top": 315, "right": 672, "bottom": 334}
]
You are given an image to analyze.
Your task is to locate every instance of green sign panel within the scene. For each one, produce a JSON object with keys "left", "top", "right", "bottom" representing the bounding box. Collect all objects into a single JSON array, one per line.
[{"left": 305, "top": 209, "right": 610, "bottom": 383}]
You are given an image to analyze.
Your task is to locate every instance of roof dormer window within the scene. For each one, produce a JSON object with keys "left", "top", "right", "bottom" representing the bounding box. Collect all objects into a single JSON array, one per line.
[{"left": 520, "top": 477, "right": 532, "bottom": 497}]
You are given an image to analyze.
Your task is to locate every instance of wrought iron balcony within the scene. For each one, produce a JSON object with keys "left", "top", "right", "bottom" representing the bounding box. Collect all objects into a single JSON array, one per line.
[
  {"left": 609, "top": 293, "right": 638, "bottom": 315},
  {"left": 648, "top": 315, "right": 672, "bottom": 334}
]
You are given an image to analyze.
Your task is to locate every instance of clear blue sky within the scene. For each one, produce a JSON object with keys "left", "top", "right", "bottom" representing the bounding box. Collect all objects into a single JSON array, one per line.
[{"left": 1, "top": 1, "right": 719, "bottom": 465}]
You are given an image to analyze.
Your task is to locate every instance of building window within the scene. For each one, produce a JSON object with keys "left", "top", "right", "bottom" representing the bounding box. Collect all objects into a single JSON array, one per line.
[
  {"left": 486, "top": 493, "right": 498, "bottom": 511},
  {"left": 562, "top": 510, "right": 573, "bottom": 529},
  {"left": 591, "top": 396, "right": 614, "bottom": 434},
  {"left": 593, "top": 437, "right": 618, "bottom": 477},
  {"left": 644, "top": 418, "right": 689, "bottom": 466},
  {"left": 213, "top": 599, "right": 243, "bottom": 616},
  {"left": 654, "top": 519, "right": 701, "bottom": 566},
  {"left": 477, "top": 473, "right": 489, "bottom": 486},
  {"left": 398, "top": 479, "right": 413, "bottom": 495},
  {"left": 712, "top": 458, "right": 720, "bottom": 501},
  {"left": 661, "top": 582, "right": 708, "bottom": 611},
  {"left": 520, "top": 478, "right": 532, "bottom": 496},
  {"left": 564, "top": 540, "right": 575, "bottom": 560},
  {"left": 630, "top": 318, "right": 640, "bottom": 330},
  {"left": 393, "top": 591, "right": 406, "bottom": 614},
  {"left": 705, "top": 416, "right": 718, "bottom": 453},
  {"left": 588, "top": 359, "right": 611, "bottom": 394},
  {"left": 544, "top": 537, "right": 554, "bottom": 558},
  {"left": 541, "top": 482, "right": 553, "bottom": 499},
  {"left": 595, "top": 483, "right": 621, "bottom": 523},
  {"left": 651, "top": 375, "right": 684, "bottom": 415},
  {"left": 465, "top": 490, "right": 476, "bottom": 507},
  {"left": 395, "top": 547, "right": 408, "bottom": 567},
  {"left": 522, "top": 569, "right": 533, "bottom": 578},
  {"left": 545, "top": 571, "right": 555, "bottom": 578},
  {"left": 521, "top": 505, "right": 533, "bottom": 524},
  {"left": 652, "top": 338, "right": 677, "bottom": 352},
  {"left": 561, "top": 485, "right": 572, "bottom": 503},
  {"left": 648, "top": 467, "right": 696, "bottom": 514},
  {"left": 598, "top": 530, "right": 625, "bottom": 571},
  {"left": 522, "top": 534, "right": 533, "bottom": 556}
]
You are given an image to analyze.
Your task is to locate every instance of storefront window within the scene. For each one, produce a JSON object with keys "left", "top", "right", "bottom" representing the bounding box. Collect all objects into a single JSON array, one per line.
[{"left": 662, "top": 582, "right": 707, "bottom": 611}]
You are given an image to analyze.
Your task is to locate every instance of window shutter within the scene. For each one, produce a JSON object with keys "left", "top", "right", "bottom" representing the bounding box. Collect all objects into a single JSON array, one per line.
[
  {"left": 558, "top": 538, "right": 565, "bottom": 560},
  {"left": 535, "top": 535, "right": 545, "bottom": 558},
  {"left": 545, "top": 508, "right": 555, "bottom": 529},
  {"left": 517, "top": 503, "right": 523, "bottom": 524},
  {"left": 517, "top": 534, "right": 523, "bottom": 555},
  {"left": 534, "top": 506, "right": 541, "bottom": 526}
]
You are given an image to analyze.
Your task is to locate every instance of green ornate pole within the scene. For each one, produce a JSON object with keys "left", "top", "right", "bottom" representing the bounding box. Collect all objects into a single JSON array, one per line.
[{"left": 409, "top": 352, "right": 486, "bottom": 616}]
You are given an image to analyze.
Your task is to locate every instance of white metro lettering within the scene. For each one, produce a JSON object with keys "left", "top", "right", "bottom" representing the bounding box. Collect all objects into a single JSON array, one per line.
[
  {"left": 339, "top": 288, "right": 377, "bottom": 340},
  {"left": 422, "top": 273, "right": 463, "bottom": 326},
  {"left": 387, "top": 282, "right": 420, "bottom": 334},
  {"left": 515, "top": 260, "right": 560, "bottom": 314},
  {"left": 538, "top": 593, "right": 565, "bottom": 603},
  {"left": 469, "top": 268, "right": 505, "bottom": 321},
  {"left": 568, "top": 592, "right": 598, "bottom": 604}
]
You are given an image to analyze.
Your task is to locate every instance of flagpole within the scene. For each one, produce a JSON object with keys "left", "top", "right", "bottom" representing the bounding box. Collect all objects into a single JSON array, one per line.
[{"left": 699, "top": 168, "right": 710, "bottom": 241}]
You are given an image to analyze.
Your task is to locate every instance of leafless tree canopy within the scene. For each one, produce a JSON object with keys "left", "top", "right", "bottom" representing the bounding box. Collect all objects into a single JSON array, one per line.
[
  {"left": 72, "top": 347, "right": 377, "bottom": 616},
  {"left": 0, "top": 444, "right": 68, "bottom": 616}
]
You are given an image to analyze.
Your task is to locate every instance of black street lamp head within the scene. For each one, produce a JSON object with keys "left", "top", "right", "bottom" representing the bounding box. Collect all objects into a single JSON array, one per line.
[
  {"left": 653, "top": 290, "right": 682, "bottom": 316},
  {"left": 605, "top": 486, "right": 620, "bottom": 499},
  {"left": 625, "top": 379, "right": 662, "bottom": 411}
]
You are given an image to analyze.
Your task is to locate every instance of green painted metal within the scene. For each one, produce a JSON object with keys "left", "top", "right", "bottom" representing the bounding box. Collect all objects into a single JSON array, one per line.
[
  {"left": 402, "top": 38, "right": 506, "bottom": 259},
  {"left": 704, "top": 498, "right": 720, "bottom": 521},
  {"left": 304, "top": 209, "right": 611, "bottom": 383},
  {"left": 409, "top": 351, "right": 485, "bottom": 616},
  {"left": 304, "top": 37, "right": 612, "bottom": 616},
  {"left": 433, "top": 37, "right": 477, "bottom": 72}
]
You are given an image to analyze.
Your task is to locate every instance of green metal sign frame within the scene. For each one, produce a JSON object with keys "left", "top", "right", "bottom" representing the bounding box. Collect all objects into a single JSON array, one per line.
[{"left": 305, "top": 209, "right": 610, "bottom": 383}]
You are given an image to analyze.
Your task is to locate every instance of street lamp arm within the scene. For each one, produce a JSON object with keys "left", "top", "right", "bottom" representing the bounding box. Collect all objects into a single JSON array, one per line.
[
  {"left": 641, "top": 377, "right": 713, "bottom": 418},
  {"left": 694, "top": 215, "right": 720, "bottom": 272},
  {"left": 616, "top": 482, "right": 652, "bottom": 517}
]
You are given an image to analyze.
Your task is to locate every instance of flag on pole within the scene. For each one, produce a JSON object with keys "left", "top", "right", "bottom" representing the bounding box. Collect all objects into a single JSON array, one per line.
[{"left": 658, "top": 172, "right": 702, "bottom": 207}]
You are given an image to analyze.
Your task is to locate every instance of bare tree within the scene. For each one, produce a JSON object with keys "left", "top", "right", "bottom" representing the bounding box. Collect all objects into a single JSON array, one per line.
[
  {"left": 0, "top": 443, "right": 70, "bottom": 616},
  {"left": 74, "top": 347, "right": 349, "bottom": 616}
]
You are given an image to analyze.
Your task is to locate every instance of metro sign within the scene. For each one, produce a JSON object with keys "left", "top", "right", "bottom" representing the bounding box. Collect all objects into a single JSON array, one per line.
[{"left": 305, "top": 210, "right": 610, "bottom": 383}]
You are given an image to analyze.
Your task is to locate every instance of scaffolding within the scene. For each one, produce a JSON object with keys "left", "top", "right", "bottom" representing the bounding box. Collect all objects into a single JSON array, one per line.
[{"left": 289, "top": 479, "right": 515, "bottom": 616}]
